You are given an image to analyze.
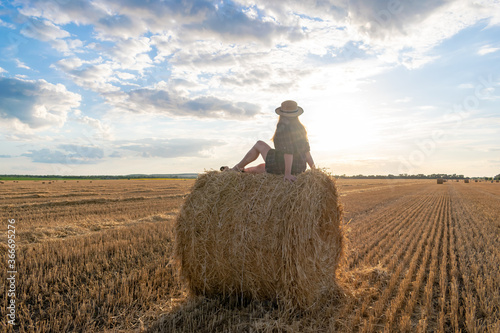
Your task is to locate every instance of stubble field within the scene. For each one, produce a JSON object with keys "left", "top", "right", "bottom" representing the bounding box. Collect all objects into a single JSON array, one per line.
[{"left": 1, "top": 177, "right": 499, "bottom": 332}]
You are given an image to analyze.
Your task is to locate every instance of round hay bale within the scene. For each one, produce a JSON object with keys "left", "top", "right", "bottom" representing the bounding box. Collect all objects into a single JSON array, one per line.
[
  {"left": 175, "top": 169, "right": 343, "bottom": 309},
  {"left": 437, "top": 178, "right": 444, "bottom": 184}
]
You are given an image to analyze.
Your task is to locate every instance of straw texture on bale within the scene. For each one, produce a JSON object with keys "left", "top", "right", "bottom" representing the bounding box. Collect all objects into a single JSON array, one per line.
[
  {"left": 437, "top": 178, "right": 444, "bottom": 184},
  {"left": 175, "top": 169, "right": 343, "bottom": 309}
]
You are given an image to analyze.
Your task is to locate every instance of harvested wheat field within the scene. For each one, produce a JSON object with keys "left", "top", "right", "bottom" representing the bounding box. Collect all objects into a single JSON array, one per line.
[{"left": 1, "top": 177, "right": 500, "bottom": 332}]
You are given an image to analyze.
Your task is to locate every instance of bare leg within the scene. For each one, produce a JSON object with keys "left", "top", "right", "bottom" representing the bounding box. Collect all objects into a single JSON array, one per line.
[
  {"left": 233, "top": 141, "right": 271, "bottom": 171},
  {"left": 243, "top": 163, "right": 266, "bottom": 174}
]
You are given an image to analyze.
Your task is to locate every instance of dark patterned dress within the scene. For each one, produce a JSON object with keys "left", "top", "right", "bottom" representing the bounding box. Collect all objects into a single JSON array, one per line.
[{"left": 265, "top": 123, "right": 310, "bottom": 175}]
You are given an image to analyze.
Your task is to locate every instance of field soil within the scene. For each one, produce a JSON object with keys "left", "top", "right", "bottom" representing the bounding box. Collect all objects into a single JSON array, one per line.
[{"left": 1, "top": 178, "right": 499, "bottom": 332}]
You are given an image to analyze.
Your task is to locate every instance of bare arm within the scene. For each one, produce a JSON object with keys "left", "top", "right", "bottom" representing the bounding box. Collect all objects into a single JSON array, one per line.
[
  {"left": 283, "top": 153, "right": 296, "bottom": 182},
  {"left": 305, "top": 151, "right": 315, "bottom": 169}
]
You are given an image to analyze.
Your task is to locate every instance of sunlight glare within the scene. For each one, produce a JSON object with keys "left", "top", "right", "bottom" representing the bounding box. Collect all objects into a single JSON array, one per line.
[{"left": 305, "top": 101, "right": 376, "bottom": 153}]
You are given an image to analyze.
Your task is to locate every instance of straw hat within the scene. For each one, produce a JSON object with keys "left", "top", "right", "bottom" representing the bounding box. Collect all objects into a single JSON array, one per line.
[{"left": 275, "top": 100, "right": 304, "bottom": 117}]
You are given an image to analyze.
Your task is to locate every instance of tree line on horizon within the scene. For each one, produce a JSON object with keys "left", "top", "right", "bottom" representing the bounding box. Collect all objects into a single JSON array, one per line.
[
  {"left": 0, "top": 174, "right": 197, "bottom": 180},
  {"left": 2, "top": 173, "right": 499, "bottom": 181},
  {"left": 335, "top": 173, "right": 500, "bottom": 180}
]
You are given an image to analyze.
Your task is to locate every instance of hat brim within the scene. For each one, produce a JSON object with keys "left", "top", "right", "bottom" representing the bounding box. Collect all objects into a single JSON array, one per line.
[{"left": 275, "top": 106, "right": 304, "bottom": 117}]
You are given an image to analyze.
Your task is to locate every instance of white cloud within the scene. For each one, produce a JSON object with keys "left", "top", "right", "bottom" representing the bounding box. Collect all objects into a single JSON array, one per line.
[
  {"left": 0, "top": 77, "right": 81, "bottom": 131},
  {"left": 150, "top": 34, "right": 179, "bottom": 63},
  {"left": 15, "top": 0, "right": 302, "bottom": 43},
  {"left": 14, "top": 15, "right": 86, "bottom": 56},
  {"left": 233, "top": 0, "right": 347, "bottom": 24},
  {"left": 20, "top": 17, "right": 70, "bottom": 41},
  {"left": 120, "top": 86, "right": 262, "bottom": 119},
  {"left": 53, "top": 58, "right": 119, "bottom": 93},
  {"left": 0, "top": 67, "right": 6, "bottom": 73},
  {"left": 14, "top": 0, "right": 500, "bottom": 73},
  {"left": 53, "top": 57, "right": 84, "bottom": 71},
  {"left": 17, "top": 0, "right": 105, "bottom": 26},
  {"left": 17, "top": 0, "right": 493, "bottom": 109},
  {"left": 115, "top": 72, "right": 136, "bottom": 80},
  {"left": 108, "top": 37, "right": 153, "bottom": 72},
  {"left": 478, "top": 44, "right": 500, "bottom": 55},
  {"left": 9, "top": 3, "right": 500, "bottom": 122},
  {"left": 23, "top": 144, "right": 104, "bottom": 164},
  {"left": 15, "top": 59, "right": 32, "bottom": 70},
  {"left": 116, "top": 138, "right": 224, "bottom": 159},
  {"left": 337, "top": 0, "right": 500, "bottom": 68},
  {"left": 50, "top": 38, "right": 84, "bottom": 56},
  {"left": 0, "top": 18, "right": 16, "bottom": 29},
  {"left": 75, "top": 115, "right": 113, "bottom": 140}
]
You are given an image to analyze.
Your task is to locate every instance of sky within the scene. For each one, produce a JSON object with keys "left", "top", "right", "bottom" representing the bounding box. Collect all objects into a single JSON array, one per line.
[{"left": 0, "top": 0, "right": 499, "bottom": 177}]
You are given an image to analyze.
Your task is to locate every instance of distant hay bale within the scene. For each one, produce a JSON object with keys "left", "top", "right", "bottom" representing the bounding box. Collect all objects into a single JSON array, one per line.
[
  {"left": 175, "top": 169, "right": 343, "bottom": 309},
  {"left": 465, "top": 179, "right": 469, "bottom": 183},
  {"left": 437, "top": 178, "right": 444, "bottom": 184}
]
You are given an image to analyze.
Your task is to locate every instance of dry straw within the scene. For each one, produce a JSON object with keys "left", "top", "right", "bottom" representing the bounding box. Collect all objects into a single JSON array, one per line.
[
  {"left": 437, "top": 178, "right": 444, "bottom": 184},
  {"left": 175, "top": 169, "right": 343, "bottom": 310}
]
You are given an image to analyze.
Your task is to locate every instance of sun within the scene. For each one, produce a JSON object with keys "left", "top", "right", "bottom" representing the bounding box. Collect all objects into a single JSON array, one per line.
[{"left": 305, "top": 103, "right": 376, "bottom": 154}]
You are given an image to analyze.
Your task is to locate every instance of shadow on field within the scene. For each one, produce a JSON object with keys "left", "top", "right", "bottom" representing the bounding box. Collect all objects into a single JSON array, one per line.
[
  {"left": 147, "top": 265, "right": 389, "bottom": 333},
  {"left": 147, "top": 293, "right": 345, "bottom": 333},
  {"left": 147, "top": 296, "right": 278, "bottom": 333}
]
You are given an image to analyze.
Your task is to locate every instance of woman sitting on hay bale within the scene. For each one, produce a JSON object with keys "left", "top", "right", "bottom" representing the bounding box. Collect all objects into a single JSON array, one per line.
[{"left": 221, "top": 100, "right": 315, "bottom": 182}]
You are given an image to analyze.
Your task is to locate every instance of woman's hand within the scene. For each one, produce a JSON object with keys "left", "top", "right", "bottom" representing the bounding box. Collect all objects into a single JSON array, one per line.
[
  {"left": 284, "top": 174, "right": 297, "bottom": 183},
  {"left": 305, "top": 151, "right": 315, "bottom": 170}
]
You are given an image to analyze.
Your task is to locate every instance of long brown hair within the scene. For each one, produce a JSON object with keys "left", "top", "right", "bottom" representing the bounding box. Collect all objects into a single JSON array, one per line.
[{"left": 271, "top": 116, "right": 308, "bottom": 141}]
